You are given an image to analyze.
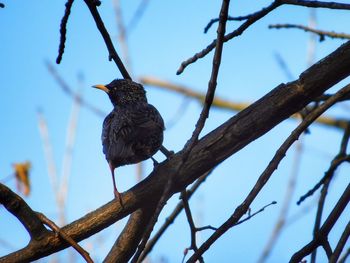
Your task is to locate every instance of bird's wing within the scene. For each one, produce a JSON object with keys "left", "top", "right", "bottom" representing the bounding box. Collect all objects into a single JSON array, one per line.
[
  {"left": 127, "top": 104, "right": 164, "bottom": 133},
  {"left": 102, "top": 111, "right": 130, "bottom": 155}
]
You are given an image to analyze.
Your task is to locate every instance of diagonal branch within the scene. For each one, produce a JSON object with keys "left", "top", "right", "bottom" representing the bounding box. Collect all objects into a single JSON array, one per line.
[
  {"left": 2, "top": 40, "right": 350, "bottom": 263},
  {"left": 290, "top": 183, "right": 350, "bottom": 263},
  {"left": 140, "top": 75, "right": 350, "bottom": 130},
  {"left": 83, "top": 0, "right": 131, "bottom": 79},
  {"left": 187, "top": 82, "right": 350, "bottom": 263},
  {"left": 178, "top": 0, "right": 350, "bottom": 74},
  {"left": 104, "top": 205, "right": 157, "bottom": 263},
  {"left": 0, "top": 183, "right": 49, "bottom": 241}
]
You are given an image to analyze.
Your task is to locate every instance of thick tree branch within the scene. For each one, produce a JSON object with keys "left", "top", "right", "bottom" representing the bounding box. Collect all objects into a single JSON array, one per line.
[
  {"left": 104, "top": 205, "right": 156, "bottom": 263},
  {"left": 140, "top": 75, "right": 350, "bottom": 130},
  {"left": 0, "top": 183, "right": 49, "bottom": 241},
  {"left": 187, "top": 82, "right": 350, "bottom": 262},
  {"left": 2, "top": 40, "right": 350, "bottom": 263}
]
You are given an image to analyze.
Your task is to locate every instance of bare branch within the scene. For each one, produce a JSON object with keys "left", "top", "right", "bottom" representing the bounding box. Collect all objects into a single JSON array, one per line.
[
  {"left": 339, "top": 247, "right": 350, "bottom": 263},
  {"left": 269, "top": 24, "right": 350, "bottom": 41},
  {"left": 56, "top": 0, "right": 75, "bottom": 64},
  {"left": 141, "top": 75, "right": 350, "bottom": 130},
  {"left": 36, "top": 212, "right": 93, "bottom": 263},
  {"left": 187, "top": 83, "right": 350, "bottom": 263},
  {"left": 83, "top": 0, "right": 131, "bottom": 79},
  {"left": 329, "top": 221, "right": 350, "bottom": 263},
  {"left": 290, "top": 183, "right": 350, "bottom": 263},
  {"left": 258, "top": 139, "right": 304, "bottom": 263},
  {"left": 2, "top": 40, "right": 350, "bottom": 262},
  {"left": 104, "top": 205, "right": 156, "bottom": 263},
  {"left": 183, "top": 0, "right": 230, "bottom": 152},
  {"left": 177, "top": 1, "right": 280, "bottom": 75},
  {"left": 181, "top": 190, "right": 204, "bottom": 263},
  {"left": 0, "top": 183, "right": 48, "bottom": 240},
  {"left": 138, "top": 171, "right": 212, "bottom": 262},
  {"left": 179, "top": 0, "right": 350, "bottom": 74},
  {"left": 282, "top": 0, "right": 350, "bottom": 9}
]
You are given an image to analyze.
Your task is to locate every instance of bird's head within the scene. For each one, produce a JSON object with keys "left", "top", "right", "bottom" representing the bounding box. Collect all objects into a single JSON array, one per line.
[{"left": 93, "top": 79, "right": 147, "bottom": 106}]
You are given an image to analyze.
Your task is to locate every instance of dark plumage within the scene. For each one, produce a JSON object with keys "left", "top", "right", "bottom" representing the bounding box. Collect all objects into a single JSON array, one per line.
[{"left": 93, "top": 79, "right": 164, "bottom": 206}]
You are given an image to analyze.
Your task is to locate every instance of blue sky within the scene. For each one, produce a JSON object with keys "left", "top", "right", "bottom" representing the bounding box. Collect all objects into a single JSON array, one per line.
[{"left": 1, "top": 1, "right": 350, "bottom": 262}]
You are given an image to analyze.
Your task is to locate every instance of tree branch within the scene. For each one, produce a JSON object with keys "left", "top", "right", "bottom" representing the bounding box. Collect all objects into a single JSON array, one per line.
[
  {"left": 140, "top": 75, "right": 350, "bottom": 130},
  {"left": 0, "top": 183, "right": 49, "bottom": 241},
  {"left": 56, "top": 0, "right": 75, "bottom": 64},
  {"left": 184, "top": 0, "right": 230, "bottom": 152},
  {"left": 179, "top": 0, "right": 350, "bottom": 74},
  {"left": 2, "top": 40, "right": 350, "bottom": 263},
  {"left": 269, "top": 24, "right": 350, "bottom": 41},
  {"left": 138, "top": 171, "right": 212, "bottom": 262},
  {"left": 104, "top": 205, "right": 156, "bottom": 263},
  {"left": 290, "top": 183, "right": 350, "bottom": 263},
  {"left": 36, "top": 212, "right": 93, "bottom": 263},
  {"left": 83, "top": 0, "right": 131, "bottom": 80},
  {"left": 187, "top": 81, "right": 350, "bottom": 263}
]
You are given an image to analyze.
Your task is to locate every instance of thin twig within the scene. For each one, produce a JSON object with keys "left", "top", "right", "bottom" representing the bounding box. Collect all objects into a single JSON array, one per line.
[
  {"left": 234, "top": 201, "right": 277, "bottom": 227},
  {"left": 179, "top": 0, "right": 350, "bottom": 74},
  {"left": 282, "top": 0, "right": 350, "bottom": 9},
  {"left": 290, "top": 183, "right": 350, "bottom": 263},
  {"left": 258, "top": 139, "right": 303, "bottom": 263},
  {"left": 36, "top": 212, "right": 93, "bottom": 263},
  {"left": 205, "top": 14, "right": 253, "bottom": 33},
  {"left": 177, "top": 1, "right": 281, "bottom": 74},
  {"left": 56, "top": 0, "right": 75, "bottom": 64},
  {"left": 83, "top": 0, "right": 131, "bottom": 79},
  {"left": 187, "top": 83, "right": 350, "bottom": 263},
  {"left": 329, "top": 220, "right": 350, "bottom": 263},
  {"left": 183, "top": 0, "right": 230, "bottom": 153},
  {"left": 181, "top": 190, "right": 204, "bottom": 263},
  {"left": 269, "top": 24, "right": 350, "bottom": 41},
  {"left": 297, "top": 155, "right": 350, "bottom": 205},
  {"left": 339, "top": 247, "right": 350, "bottom": 263}
]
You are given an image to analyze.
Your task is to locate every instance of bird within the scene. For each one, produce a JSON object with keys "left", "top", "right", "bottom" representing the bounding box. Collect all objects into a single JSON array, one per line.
[{"left": 93, "top": 79, "right": 164, "bottom": 207}]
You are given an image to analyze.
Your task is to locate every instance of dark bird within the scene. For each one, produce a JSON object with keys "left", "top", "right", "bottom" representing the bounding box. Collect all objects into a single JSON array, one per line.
[{"left": 93, "top": 79, "right": 164, "bottom": 206}]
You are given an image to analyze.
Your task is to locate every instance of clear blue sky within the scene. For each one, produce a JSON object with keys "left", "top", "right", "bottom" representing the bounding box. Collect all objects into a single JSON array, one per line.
[{"left": 1, "top": 1, "right": 349, "bottom": 262}]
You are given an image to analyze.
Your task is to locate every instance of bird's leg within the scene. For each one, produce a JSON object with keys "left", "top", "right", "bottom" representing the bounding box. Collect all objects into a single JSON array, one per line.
[
  {"left": 151, "top": 157, "right": 159, "bottom": 167},
  {"left": 108, "top": 161, "right": 124, "bottom": 208},
  {"left": 160, "top": 145, "right": 174, "bottom": 158}
]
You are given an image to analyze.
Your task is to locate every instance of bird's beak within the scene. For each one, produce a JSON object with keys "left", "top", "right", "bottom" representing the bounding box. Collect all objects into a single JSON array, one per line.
[{"left": 92, "top": 84, "right": 109, "bottom": 93}]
